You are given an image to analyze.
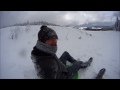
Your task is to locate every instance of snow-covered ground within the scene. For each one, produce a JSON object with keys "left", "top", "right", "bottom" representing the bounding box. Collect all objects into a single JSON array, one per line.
[{"left": 0, "top": 25, "right": 120, "bottom": 79}]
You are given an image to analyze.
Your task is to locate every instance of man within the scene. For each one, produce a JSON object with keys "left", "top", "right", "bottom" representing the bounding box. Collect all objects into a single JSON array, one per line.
[{"left": 31, "top": 25, "right": 93, "bottom": 79}]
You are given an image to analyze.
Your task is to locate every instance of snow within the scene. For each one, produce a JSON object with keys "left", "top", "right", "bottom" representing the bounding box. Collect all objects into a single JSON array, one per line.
[{"left": 0, "top": 25, "right": 120, "bottom": 79}]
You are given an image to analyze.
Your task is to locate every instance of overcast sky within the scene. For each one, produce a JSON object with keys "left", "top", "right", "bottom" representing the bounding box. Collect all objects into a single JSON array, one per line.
[{"left": 0, "top": 11, "right": 120, "bottom": 27}]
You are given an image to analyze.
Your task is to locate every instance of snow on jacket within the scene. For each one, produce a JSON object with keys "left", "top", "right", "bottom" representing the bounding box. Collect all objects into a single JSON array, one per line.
[{"left": 31, "top": 46, "right": 68, "bottom": 79}]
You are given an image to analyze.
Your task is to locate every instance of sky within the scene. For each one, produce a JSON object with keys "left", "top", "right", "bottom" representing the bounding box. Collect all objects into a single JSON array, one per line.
[{"left": 0, "top": 11, "right": 120, "bottom": 27}]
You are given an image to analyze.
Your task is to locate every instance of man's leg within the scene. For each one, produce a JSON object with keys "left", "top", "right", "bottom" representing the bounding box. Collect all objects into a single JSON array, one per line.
[
  {"left": 95, "top": 68, "right": 106, "bottom": 79},
  {"left": 67, "top": 61, "right": 83, "bottom": 79},
  {"left": 67, "top": 57, "right": 93, "bottom": 79},
  {"left": 59, "top": 51, "right": 77, "bottom": 65},
  {"left": 80, "top": 57, "right": 93, "bottom": 68}
]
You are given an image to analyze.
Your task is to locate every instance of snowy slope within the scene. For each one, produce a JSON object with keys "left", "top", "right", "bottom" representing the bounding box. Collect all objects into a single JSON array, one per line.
[{"left": 0, "top": 25, "right": 120, "bottom": 79}]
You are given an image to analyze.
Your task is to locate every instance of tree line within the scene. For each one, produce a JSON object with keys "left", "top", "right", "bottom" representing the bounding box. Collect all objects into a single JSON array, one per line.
[{"left": 0, "top": 20, "right": 60, "bottom": 29}]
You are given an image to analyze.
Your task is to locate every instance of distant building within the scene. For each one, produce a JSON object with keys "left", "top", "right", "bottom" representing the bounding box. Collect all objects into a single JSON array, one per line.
[
  {"left": 114, "top": 16, "right": 120, "bottom": 31},
  {"left": 91, "top": 27, "right": 103, "bottom": 30},
  {"left": 79, "top": 27, "right": 87, "bottom": 30},
  {"left": 84, "top": 27, "right": 103, "bottom": 31}
]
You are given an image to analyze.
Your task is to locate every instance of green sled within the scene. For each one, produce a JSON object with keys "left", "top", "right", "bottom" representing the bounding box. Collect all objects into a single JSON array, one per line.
[{"left": 66, "top": 65, "right": 79, "bottom": 79}]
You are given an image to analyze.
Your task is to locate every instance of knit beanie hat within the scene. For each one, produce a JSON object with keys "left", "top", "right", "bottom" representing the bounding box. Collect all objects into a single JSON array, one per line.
[{"left": 38, "top": 25, "right": 58, "bottom": 43}]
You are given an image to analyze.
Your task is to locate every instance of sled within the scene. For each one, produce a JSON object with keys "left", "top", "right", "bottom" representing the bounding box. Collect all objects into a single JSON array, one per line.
[{"left": 66, "top": 65, "right": 79, "bottom": 79}]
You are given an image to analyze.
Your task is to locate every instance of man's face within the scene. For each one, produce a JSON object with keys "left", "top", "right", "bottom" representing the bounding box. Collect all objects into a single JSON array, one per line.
[{"left": 45, "top": 37, "right": 57, "bottom": 46}]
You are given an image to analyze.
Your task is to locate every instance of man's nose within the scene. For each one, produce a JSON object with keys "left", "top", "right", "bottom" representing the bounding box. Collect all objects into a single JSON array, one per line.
[{"left": 52, "top": 40, "right": 57, "bottom": 46}]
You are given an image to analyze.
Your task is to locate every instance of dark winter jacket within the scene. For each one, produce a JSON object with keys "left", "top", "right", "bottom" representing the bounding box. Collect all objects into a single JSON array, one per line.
[{"left": 31, "top": 46, "right": 68, "bottom": 79}]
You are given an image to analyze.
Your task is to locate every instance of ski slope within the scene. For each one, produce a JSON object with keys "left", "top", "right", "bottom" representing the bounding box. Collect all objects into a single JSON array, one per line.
[{"left": 0, "top": 25, "right": 120, "bottom": 79}]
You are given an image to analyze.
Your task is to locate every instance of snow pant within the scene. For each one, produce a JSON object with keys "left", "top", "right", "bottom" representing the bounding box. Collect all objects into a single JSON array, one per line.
[{"left": 59, "top": 51, "right": 84, "bottom": 79}]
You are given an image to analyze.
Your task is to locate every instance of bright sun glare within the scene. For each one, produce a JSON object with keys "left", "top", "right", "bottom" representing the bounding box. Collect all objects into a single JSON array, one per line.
[{"left": 64, "top": 14, "right": 72, "bottom": 21}]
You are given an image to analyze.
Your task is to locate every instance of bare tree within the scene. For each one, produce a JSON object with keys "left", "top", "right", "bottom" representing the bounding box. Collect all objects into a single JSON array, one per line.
[
  {"left": 25, "top": 25, "right": 31, "bottom": 32},
  {"left": 9, "top": 26, "right": 22, "bottom": 40}
]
